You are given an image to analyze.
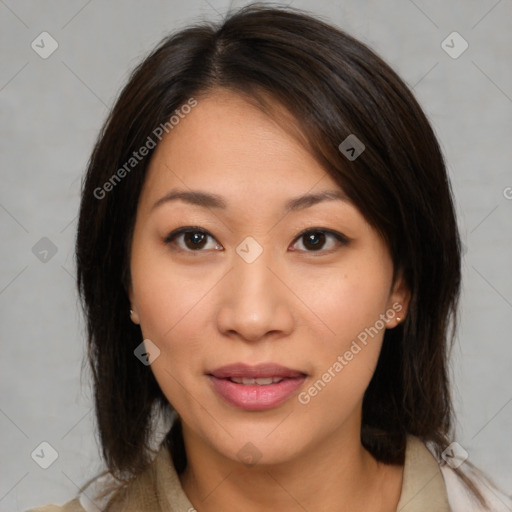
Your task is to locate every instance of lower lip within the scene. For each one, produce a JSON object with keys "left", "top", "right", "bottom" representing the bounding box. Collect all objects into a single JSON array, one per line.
[{"left": 208, "top": 376, "right": 306, "bottom": 411}]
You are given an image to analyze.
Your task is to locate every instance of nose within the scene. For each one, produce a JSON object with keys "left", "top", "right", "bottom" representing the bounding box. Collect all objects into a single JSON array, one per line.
[{"left": 216, "top": 248, "right": 295, "bottom": 343}]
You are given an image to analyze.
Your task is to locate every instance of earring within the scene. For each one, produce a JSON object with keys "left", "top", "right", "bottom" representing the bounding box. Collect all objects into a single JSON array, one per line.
[
  {"left": 130, "top": 309, "right": 134, "bottom": 315},
  {"left": 396, "top": 317, "right": 402, "bottom": 323}
]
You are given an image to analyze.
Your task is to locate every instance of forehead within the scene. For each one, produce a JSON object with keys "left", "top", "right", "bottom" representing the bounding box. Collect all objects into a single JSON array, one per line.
[{"left": 140, "top": 90, "right": 343, "bottom": 208}]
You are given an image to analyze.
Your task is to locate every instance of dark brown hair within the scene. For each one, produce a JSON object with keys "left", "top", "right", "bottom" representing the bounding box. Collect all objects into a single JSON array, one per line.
[{"left": 76, "top": 3, "right": 486, "bottom": 507}]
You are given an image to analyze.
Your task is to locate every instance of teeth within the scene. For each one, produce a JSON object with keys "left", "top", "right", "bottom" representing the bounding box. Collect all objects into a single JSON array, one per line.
[{"left": 230, "top": 377, "right": 284, "bottom": 385}]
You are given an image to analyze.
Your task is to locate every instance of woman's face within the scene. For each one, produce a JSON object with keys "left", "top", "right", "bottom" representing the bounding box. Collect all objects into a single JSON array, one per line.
[{"left": 129, "top": 89, "right": 408, "bottom": 466}]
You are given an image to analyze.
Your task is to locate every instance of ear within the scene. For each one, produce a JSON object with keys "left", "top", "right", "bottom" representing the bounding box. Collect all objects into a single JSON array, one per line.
[
  {"left": 128, "top": 285, "right": 141, "bottom": 325},
  {"left": 130, "top": 309, "right": 141, "bottom": 325},
  {"left": 386, "top": 271, "right": 410, "bottom": 329}
]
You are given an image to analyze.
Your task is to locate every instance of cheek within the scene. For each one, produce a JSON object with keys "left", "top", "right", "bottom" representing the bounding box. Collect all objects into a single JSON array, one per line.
[
  {"left": 130, "top": 236, "right": 214, "bottom": 341},
  {"left": 129, "top": 244, "right": 215, "bottom": 401},
  {"left": 291, "top": 257, "right": 392, "bottom": 347},
  {"left": 131, "top": 260, "right": 211, "bottom": 413},
  {"left": 291, "top": 257, "right": 392, "bottom": 412}
]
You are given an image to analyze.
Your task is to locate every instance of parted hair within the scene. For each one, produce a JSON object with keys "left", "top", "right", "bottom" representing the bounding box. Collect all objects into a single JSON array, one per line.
[{"left": 76, "top": 3, "right": 487, "bottom": 507}]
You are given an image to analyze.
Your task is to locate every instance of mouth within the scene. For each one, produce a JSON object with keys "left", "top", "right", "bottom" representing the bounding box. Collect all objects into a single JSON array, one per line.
[
  {"left": 207, "top": 363, "right": 307, "bottom": 411},
  {"left": 226, "top": 376, "right": 287, "bottom": 385}
]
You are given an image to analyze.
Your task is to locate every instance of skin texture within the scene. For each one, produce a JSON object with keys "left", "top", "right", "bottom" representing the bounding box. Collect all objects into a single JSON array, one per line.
[{"left": 128, "top": 89, "right": 410, "bottom": 512}]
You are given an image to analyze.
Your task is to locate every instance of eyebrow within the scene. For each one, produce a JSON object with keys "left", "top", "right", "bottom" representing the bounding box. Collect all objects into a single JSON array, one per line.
[{"left": 151, "top": 188, "right": 348, "bottom": 212}]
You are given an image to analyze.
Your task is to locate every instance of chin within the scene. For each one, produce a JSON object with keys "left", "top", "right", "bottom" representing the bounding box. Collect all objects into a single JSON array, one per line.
[{"left": 200, "top": 421, "right": 313, "bottom": 468}]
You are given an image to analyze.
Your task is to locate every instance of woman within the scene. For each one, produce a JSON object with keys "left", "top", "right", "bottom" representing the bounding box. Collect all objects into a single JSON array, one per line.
[{"left": 29, "top": 4, "right": 511, "bottom": 511}]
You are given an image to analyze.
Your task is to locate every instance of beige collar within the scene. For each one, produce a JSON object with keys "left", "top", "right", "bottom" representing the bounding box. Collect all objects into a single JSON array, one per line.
[{"left": 396, "top": 436, "right": 451, "bottom": 511}]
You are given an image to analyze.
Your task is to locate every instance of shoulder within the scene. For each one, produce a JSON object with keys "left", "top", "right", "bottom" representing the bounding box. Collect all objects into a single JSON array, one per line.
[
  {"left": 25, "top": 498, "right": 86, "bottom": 512},
  {"left": 405, "top": 436, "right": 512, "bottom": 512},
  {"left": 25, "top": 472, "right": 122, "bottom": 512},
  {"left": 440, "top": 462, "right": 512, "bottom": 512},
  {"left": 418, "top": 439, "right": 512, "bottom": 512},
  {"left": 25, "top": 451, "right": 164, "bottom": 512}
]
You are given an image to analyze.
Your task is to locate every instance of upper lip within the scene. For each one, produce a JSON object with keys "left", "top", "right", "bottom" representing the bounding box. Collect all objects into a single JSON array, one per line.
[{"left": 208, "top": 363, "right": 306, "bottom": 379}]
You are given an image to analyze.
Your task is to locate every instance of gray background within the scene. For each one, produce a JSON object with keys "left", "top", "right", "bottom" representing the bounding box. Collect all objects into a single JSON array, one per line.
[{"left": 1, "top": 0, "right": 511, "bottom": 510}]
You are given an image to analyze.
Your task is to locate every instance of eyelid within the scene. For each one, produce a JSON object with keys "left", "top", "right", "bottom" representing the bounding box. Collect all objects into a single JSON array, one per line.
[
  {"left": 163, "top": 226, "right": 210, "bottom": 244},
  {"left": 291, "top": 227, "right": 350, "bottom": 246},
  {"left": 163, "top": 226, "right": 222, "bottom": 251}
]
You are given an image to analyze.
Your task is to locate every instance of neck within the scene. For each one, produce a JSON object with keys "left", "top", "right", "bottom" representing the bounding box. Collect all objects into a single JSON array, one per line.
[{"left": 179, "top": 421, "right": 403, "bottom": 512}]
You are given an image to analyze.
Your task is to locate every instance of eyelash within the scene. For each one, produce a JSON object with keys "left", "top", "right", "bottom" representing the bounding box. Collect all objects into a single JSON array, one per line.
[{"left": 163, "top": 226, "right": 350, "bottom": 254}]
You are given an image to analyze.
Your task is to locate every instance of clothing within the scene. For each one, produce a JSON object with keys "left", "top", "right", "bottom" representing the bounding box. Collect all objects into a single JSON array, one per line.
[{"left": 27, "top": 434, "right": 511, "bottom": 512}]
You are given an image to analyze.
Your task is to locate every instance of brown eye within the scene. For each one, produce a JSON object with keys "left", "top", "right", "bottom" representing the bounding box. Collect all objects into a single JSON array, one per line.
[
  {"left": 164, "top": 227, "right": 222, "bottom": 252},
  {"left": 291, "top": 229, "right": 349, "bottom": 253},
  {"left": 183, "top": 231, "right": 208, "bottom": 250},
  {"left": 302, "top": 231, "right": 326, "bottom": 251}
]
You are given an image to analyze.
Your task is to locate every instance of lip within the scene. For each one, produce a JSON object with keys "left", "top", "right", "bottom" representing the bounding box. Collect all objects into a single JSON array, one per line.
[
  {"left": 209, "top": 363, "right": 305, "bottom": 379},
  {"left": 207, "top": 363, "right": 307, "bottom": 411}
]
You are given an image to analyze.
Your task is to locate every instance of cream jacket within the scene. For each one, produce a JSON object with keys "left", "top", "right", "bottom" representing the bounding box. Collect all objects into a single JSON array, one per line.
[{"left": 27, "top": 436, "right": 511, "bottom": 512}]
